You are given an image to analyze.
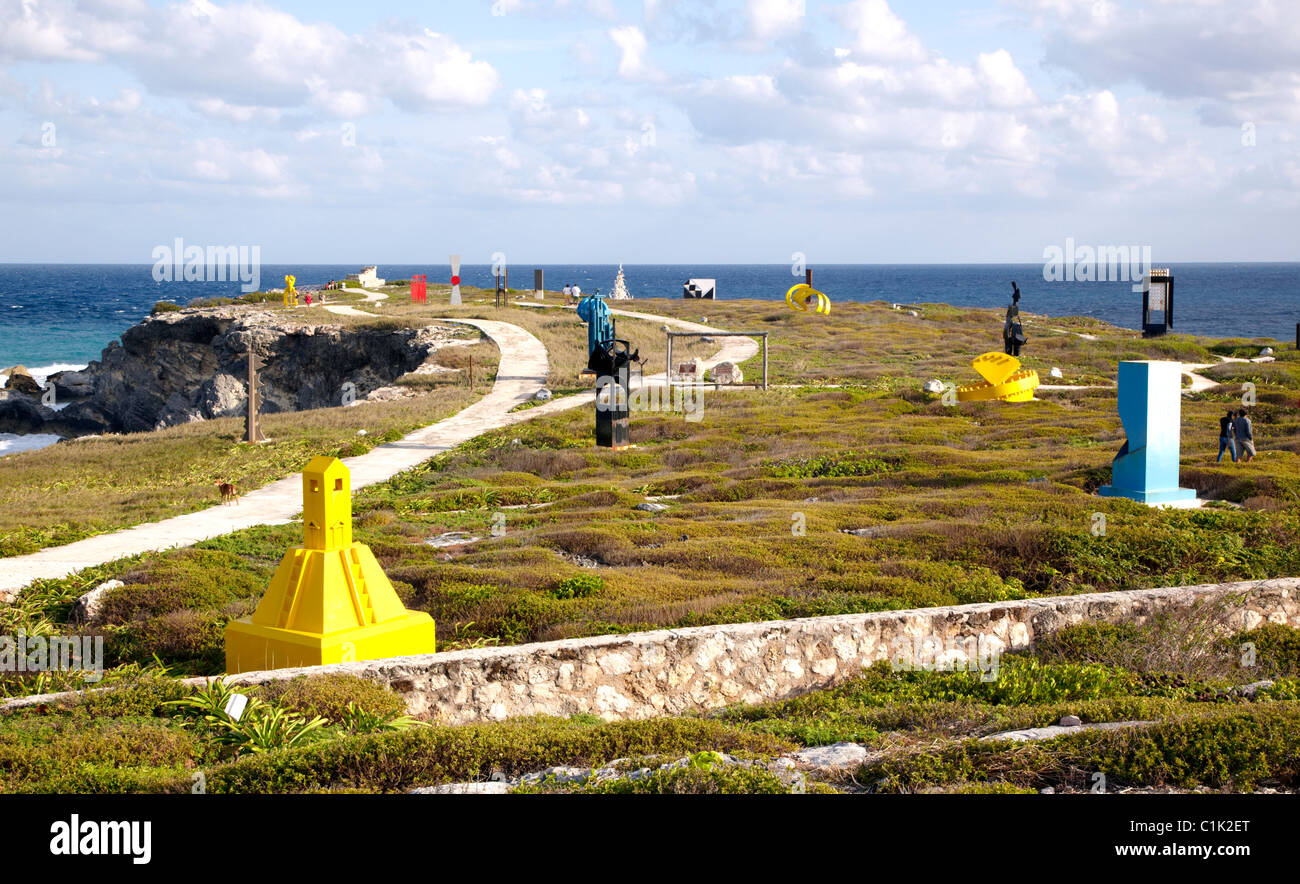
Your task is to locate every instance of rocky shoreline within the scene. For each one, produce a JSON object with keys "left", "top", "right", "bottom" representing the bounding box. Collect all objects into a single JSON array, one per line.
[{"left": 0, "top": 306, "right": 467, "bottom": 441}]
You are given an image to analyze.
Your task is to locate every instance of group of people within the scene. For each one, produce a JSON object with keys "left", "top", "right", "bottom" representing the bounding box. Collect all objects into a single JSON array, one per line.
[
  {"left": 562, "top": 283, "right": 583, "bottom": 301},
  {"left": 1217, "top": 409, "right": 1257, "bottom": 463}
]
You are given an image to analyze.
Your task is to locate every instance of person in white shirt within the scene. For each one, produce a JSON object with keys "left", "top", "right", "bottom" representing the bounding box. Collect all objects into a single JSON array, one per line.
[
  {"left": 571, "top": 284, "right": 582, "bottom": 300},
  {"left": 563, "top": 284, "right": 571, "bottom": 299}
]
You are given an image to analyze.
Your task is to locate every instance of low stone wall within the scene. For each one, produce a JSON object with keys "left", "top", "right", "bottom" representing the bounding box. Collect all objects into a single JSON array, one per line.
[
  {"left": 4, "top": 578, "right": 1296, "bottom": 720},
  {"left": 217, "top": 578, "right": 1298, "bottom": 724}
]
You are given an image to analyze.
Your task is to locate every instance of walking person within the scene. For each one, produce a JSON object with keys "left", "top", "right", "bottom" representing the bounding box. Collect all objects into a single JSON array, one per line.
[
  {"left": 1004, "top": 282, "right": 1025, "bottom": 357},
  {"left": 1233, "top": 409, "right": 1256, "bottom": 462},
  {"left": 563, "top": 283, "right": 572, "bottom": 300},
  {"left": 1217, "top": 410, "right": 1238, "bottom": 462}
]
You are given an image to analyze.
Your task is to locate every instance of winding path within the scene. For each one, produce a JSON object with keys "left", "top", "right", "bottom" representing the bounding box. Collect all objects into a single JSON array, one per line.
[
  {"left": 0, "top": 319, "right": 545, "bottom": 597},
  {"left": 0, "top": 306, "right": 760, "bottom": 597}
]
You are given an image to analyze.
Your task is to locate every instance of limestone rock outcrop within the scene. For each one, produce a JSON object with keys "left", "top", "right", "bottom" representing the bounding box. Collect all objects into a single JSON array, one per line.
[{"left": 0, "top": 307, "right": 465, "bottom": 437}]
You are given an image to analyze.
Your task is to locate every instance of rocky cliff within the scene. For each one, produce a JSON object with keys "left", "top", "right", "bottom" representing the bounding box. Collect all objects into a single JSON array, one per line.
[{"left": 0, "top": 307, "right": 463, "bottom": 437}]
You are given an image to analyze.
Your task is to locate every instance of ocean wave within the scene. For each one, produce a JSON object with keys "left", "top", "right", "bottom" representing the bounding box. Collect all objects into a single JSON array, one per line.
[
  {"left": 0, "top": 433, "right": 61, "bottom": 457},
  {"left": 0, "top": 362, "right": 89, "bottom": 389}
]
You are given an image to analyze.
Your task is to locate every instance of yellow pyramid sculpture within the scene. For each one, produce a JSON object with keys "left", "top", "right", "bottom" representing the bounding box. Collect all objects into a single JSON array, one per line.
[{"left": 225, "top": 456, "right": 436, "bottom": 674}]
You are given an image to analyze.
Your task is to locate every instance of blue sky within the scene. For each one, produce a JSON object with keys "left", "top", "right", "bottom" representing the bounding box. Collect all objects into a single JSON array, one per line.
[{"left": 1, "top": 0, "right": 1296, "bottom": 264}]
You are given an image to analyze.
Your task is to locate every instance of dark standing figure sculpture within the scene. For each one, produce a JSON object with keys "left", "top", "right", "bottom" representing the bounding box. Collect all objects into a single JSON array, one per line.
[{"left": 1004, "top": 282, "right": 1025, "bottom": 357}]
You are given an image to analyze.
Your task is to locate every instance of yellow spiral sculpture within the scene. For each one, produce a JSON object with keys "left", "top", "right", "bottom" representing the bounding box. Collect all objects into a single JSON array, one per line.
[
  {"left": 786, "top": 283, "right": 830, "bottom": 315},
  {"left": 955, "top": 352, "right": 1040, "bottom": 403},
  {"left": 283, "top": 274, "right": 298, "bottom": 308}
]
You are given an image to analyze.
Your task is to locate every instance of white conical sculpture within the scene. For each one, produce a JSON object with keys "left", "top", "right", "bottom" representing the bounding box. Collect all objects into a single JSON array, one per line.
[{"left": 611, "top": 263, "right": 632, "bottom": 300}]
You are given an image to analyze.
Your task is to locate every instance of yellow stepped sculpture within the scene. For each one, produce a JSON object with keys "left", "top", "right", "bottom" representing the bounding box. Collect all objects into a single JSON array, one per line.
[
  {"left": 225, "top": 456, "right": 436, "bottom": 674},
  {"left": 955, "top": 352, "right": 1040, "bottom": 403}
]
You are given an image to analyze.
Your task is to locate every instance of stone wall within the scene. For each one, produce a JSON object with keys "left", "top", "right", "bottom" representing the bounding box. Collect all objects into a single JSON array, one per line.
[
  {"left": 4, "top": 578, "right": 1296, "bottom": 719},
  {"left": 213, "top": 578, "right": 1299, "bottom": 725}
]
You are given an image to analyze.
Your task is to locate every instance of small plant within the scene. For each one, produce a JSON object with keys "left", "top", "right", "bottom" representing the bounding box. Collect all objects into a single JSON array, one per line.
[
  {"left": 211, "top": 702, "right": 329, "bottom": 756},
  {"left": 166, "top": 679, "right": 329, "bottom": 757},
  {"left": 164, "top": 678, "right": 247, "bottom": 723},
  {"left": 338, "top": 701, "right": 420, "bottom": 734},
  {"left": 549, "top": 574, "right": 604, "bottom": 600}
]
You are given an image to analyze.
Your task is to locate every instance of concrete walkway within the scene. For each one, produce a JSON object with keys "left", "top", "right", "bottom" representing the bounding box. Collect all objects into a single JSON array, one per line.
[
  {"left": 0, "top": 318, "right": 547, "bottom": 598},
  {"left": 321, "top": 304, "right": 374, "bottom": 317}
]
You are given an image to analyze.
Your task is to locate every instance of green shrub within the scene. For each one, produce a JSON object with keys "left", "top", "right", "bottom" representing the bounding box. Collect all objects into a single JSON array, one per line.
[
  {"left": 763, "top": 452, "right": 904, "bottom": 479},
  {"left": 206, "top": 716, "right": 792, "bottom": 793},
  {"left": 864, "top": 704, "right": 1300, "bottom": 792},
  {"left": 0, "top": 720, "right": 196, "bottom": 791},
  {"left": 150, "top": 301, "right": 182, "bottom": 314},
  {"left": 548, "top": 574, "right": 604, "bottom": 600},
  {"left": 1231, "top": 624, "right": 1300, "bottom": 679},
  {"left": 106, "top": 609, "right": 226, "bottom": 674},
  {"left": 1033, "top": 622, "right": 1144, "bottom": 664},
  {"left": 99, "top": 550, "right": 268, "bottom": 625},
  {"left": 253, "top": 674, "right": 406, "bottom": 723}
]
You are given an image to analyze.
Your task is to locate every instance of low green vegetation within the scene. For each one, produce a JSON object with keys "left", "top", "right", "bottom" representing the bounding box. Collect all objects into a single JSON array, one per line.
[{"left": 2, "top": 618, "right": 1295, "bottom": 793}]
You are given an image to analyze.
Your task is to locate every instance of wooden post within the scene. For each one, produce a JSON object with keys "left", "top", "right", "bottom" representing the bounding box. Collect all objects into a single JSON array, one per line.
[
  {"left": 469, "top": 355, "right": 474, "bottom": 391},
  {"left": 666, "top": 333, "right": 673, "bottom": 387},
  {"left": 805, "top": 268, "right": 812, "bottom": 287},
  {"left": 245, "top": 350, "right": 266, "bottom": 443},
  {"left": 762, "top": 334, "right": 768, "bottom": 391}
]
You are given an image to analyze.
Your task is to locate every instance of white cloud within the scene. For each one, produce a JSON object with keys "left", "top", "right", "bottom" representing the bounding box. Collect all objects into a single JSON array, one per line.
[
  {"left": 1019, "top": 0, "right": 1300, "bottom": 125},
  {"left": 609, "top": 25, "right": 662, "bottom": 81},
  {"left": 748, "top": 0, "right": 805, "bottom": 40},
  {"left": 977, "top": 50, "right": 1036, "bottom": 108},
  {"left": 837, "top": 0, "right": 926, "bottom": 63},
  {"left": 0, "top": 1, "right": 498, "bottom": 115}
]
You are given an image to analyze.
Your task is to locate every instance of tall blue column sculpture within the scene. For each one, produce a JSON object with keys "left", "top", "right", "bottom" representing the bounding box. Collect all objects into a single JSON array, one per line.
[{"left": 1099, "top": 361, "right": 1197, "bottom": 505}]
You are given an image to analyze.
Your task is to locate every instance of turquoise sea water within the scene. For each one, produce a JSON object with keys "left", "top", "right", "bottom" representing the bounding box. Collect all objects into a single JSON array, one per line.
[{"left": 0, "top": 262, "right": 1295, "bottom": 370}]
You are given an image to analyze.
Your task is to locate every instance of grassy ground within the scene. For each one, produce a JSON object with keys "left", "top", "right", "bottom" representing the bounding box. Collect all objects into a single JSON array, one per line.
[
  {"left": 1, "top": 617, "right": 1295, "bottom": 794},
  {"left": 2, "top": 296, "right": 1299, "bottom": 793}
]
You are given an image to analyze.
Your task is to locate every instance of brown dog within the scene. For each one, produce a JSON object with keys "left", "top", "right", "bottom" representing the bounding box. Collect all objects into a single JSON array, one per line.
[{"left": 216, "top": 482, "right": 240, "bottom": 505}]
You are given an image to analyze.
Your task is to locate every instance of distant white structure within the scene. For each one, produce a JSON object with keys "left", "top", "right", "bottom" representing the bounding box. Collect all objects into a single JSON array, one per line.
[
  {"left": 610, "top": 264, "right": 633, "bottom": 300},
  {"left": 346, "top": 266, "right": 385, "bottom": 287},
  {"left": 684, "top": 278, "right": 716, "bottom": 299}
]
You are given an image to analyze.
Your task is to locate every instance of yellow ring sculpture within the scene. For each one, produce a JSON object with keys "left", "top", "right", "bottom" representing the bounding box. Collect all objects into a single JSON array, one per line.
[
  {"left": 954, "top": 352, "right": 1040, "bottom": 403},
  {"left": 785, "top": 283, "right": 831, "bottom": 315}
]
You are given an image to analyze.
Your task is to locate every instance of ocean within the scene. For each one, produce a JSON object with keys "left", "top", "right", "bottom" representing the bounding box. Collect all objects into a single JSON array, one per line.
[{"left": 0, "top": 260, "right": 1296, "bottom": 375}]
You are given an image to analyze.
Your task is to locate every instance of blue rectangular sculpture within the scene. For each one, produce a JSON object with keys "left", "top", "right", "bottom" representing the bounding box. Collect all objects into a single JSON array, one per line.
[{"left": 1099, "top": 361, "right": 1197, "bottom": 505}]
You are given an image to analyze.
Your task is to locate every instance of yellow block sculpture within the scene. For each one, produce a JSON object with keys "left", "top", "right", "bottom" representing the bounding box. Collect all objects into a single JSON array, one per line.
[
  {"left": 225, "top": 457, "right": 436, "bottom": 673},
  {"left": 955, "top": 352, "right": 1040, "bottom": 403},
  {"left": 283, "top": 274, "right": 298, "bottom": 308}
]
